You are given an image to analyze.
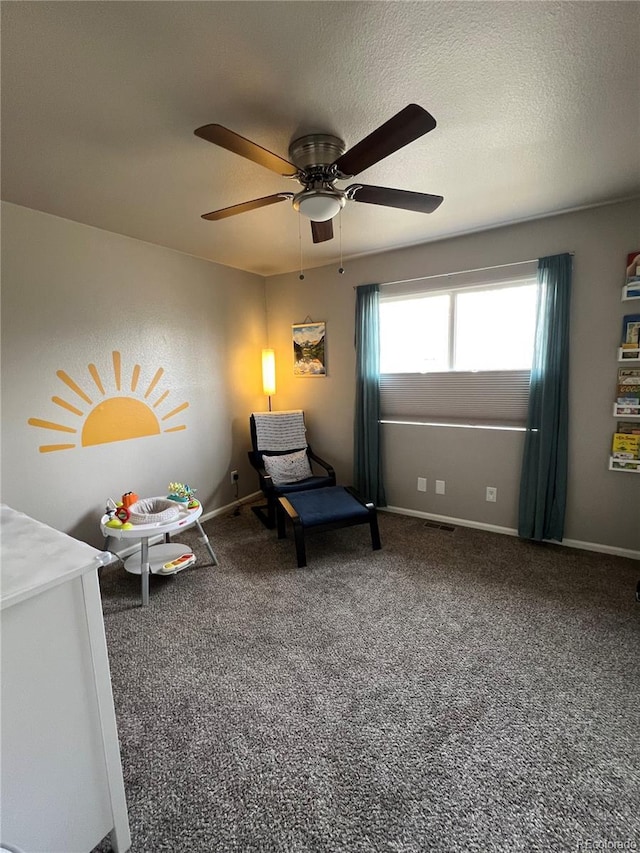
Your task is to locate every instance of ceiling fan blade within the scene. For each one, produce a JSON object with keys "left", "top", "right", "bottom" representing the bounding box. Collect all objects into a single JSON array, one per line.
[
  {"left": 347, "top": 184, "right": 443, "bottom": 214},
  {"left": 310, "top": 220, "right": 334, "bottom": 243},
  {"left": 201, "top": 193, "right": 292, "bottom": 221},
  {"left": 194, "top": 124, "right": 298, "bottom": 177},
  {"left": 333, "top": 104, "right": 437, "bottom": 178}
]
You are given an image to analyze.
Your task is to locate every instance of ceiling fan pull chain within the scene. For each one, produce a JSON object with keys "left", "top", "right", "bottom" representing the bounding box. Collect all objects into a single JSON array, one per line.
[
  {"left": 338, "top": 211, "right": 345, "bottom": 275},
  {"left": 298, "top": 215, "right": 305, "bottom": 280}
]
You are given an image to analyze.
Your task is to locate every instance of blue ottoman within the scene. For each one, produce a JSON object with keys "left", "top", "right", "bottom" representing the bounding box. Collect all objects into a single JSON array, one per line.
[{"left": 276, "top": 485, "right": 381, "bottom": 567}]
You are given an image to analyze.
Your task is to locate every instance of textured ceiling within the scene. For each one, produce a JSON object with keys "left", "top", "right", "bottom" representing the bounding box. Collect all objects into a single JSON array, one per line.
[{"left": 1, "top": 1, "right": 639, "bottom": 276}]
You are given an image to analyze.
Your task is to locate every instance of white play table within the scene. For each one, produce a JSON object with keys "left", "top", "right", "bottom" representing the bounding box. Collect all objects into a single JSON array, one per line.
[{"left": 100, "top": 499, "right": 218, "bottom": 606}]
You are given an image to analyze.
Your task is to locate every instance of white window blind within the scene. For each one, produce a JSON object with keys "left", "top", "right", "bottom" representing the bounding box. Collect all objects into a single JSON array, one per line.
[{"left": 380, "top": 370, "right": 531, "bottom": 426}]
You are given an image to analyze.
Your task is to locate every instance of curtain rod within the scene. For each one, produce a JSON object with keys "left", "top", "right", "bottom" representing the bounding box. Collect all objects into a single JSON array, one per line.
[{"left": 353, "top": 253, "right": 575, "bottom": 289}]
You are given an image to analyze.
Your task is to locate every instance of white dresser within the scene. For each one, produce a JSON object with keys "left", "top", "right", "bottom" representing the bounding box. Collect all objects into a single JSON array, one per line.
[{"left": 0, "top": 505, "right": 131, "bottom": 853}]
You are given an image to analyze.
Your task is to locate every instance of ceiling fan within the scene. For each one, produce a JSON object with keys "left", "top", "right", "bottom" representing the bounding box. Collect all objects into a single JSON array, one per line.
[{"left": 194, "top": 104, "right": 443, "bottom": 244}]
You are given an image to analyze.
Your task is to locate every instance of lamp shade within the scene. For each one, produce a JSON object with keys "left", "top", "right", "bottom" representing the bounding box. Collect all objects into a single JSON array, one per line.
[{"left": 261, "top": 349, "right": 276, "bottom": 397}]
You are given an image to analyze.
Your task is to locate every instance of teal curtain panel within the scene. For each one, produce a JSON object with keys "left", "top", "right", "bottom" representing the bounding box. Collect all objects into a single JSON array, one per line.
[
  {"left": 354, "top": 284, "right": 387, "bottom": 506},
  {"left": 518, "top": 253, "right": 572, "bottom": 541}
]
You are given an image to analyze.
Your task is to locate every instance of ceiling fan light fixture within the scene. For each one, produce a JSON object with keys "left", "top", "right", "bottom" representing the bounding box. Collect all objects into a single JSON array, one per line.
[{"left": 293, "top": 189, "right": 346, "bottom": 222}]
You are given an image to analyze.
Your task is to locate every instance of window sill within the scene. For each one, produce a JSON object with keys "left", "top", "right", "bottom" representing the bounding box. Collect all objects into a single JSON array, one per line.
[{"left": 380, "top": 419, "right": 527, "bottom": 432}]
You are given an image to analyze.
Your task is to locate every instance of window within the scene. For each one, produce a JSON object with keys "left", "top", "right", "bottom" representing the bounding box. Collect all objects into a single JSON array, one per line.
[
  {"left": 454, "top": 284, "right": 537, "bottom": 371},
  {"left": 380, "top": 281, "right": 537, "bottom": 374},
  {"left": 380, "top": 294, "right": 450, "bottom": 373},
  {"left": 378, "top": 263, "right": 538, "bottom": 427}
]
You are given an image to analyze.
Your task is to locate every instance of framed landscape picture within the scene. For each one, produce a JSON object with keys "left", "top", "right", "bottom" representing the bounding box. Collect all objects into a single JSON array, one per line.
[{"left": 292, "top": 322, "right": 326, "bottom": 376}]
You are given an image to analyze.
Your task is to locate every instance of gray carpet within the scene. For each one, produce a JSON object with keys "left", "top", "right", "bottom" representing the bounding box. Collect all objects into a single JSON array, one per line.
[{"left": 94, "top": 505, "right": 640, "bottom": 853}]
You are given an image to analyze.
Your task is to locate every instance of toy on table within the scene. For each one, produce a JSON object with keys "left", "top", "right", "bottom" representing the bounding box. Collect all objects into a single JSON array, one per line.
[
  {"left": 167, "top": 482, "right": 199, "bottom": 509},
  {"left": 159, "top": 552, "right": 196, "bottom": 574},
  {"left": 104, "top": 483, "right": 200, "bottom": 531},
  {"left": 105, "top": 514, "right": 133, "bottom": 530},
  {"left": 104, "top": 494, "right": 135, "bottom": 530}
]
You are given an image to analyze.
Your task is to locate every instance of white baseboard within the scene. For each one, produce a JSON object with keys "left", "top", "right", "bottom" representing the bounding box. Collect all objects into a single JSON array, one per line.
[
  {"left": 200, "top": 491, "right": 262, "bottom": 524},
  {"left": 559, "top": 538, "right": 639, "bottom": 561},
  {"left": 382, "top": 506, "right": 518, "bottom": 538},
  {"left": 381, "top": 506, "right": 640, "bottom": 561}
]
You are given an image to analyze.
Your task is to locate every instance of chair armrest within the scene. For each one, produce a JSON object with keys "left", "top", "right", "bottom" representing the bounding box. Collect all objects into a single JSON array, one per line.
[
  {"left": 307, "top": 447, "right": 336, "bottom": 481},
  {"left": 247, "top": 451, "right": 274, "bottom": 489},
  {"left": 259, "top": 469, "right": 274, "bottom": 489},
  {"left": 256, "top": 465, "right": 274, "bottom": 490}
]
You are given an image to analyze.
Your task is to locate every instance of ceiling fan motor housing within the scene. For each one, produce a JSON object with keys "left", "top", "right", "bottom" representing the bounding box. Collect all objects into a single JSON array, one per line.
[{"left": 288, "top": 133, "right": 346, "bottom": 171}]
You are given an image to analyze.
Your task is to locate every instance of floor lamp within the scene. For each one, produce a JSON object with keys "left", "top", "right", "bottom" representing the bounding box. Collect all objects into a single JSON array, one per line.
[{"left": 262, "top": 348, "right": 276, "bottom": 412}]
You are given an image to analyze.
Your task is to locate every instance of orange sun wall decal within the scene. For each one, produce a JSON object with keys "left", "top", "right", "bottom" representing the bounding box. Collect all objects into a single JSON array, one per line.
[{"left": 28, "top": 351, "right": 189, "bottom": 452}]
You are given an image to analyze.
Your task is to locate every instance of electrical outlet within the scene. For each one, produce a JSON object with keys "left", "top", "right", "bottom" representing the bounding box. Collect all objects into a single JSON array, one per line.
[
  {"left": 230, "top": 470, "right": 239, "bottom": 485},
  {"left": 486, "top": 486, "right": 497, "bottom": 502},
  {"left": 417, "top": 477, "right": 427, "bottom": 492},
  {"left": 435, "top": 480, "right": 445, "bottom": 495}
]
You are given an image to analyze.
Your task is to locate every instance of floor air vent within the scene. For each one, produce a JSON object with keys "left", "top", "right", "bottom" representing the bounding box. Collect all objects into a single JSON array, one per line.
[{"left": 424, "top": 521, "right": 456, "bottom": 532}]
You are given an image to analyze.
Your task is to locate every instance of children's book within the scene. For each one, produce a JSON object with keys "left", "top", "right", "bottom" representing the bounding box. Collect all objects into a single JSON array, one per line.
[
  {"left": 612, "top": 433, "right": 640, "bottom": 459},
  {"left": 625, "top": 251, "right": 640, "bottom": 285},
  {"left": 622, "top": 314, "right": 640, "bottom": 346},
  {"left": 617, "top": 368, "right": 640, "bottom": 404},
  {"left": 617, "top": 367, "right": 640, "bottom": 392}
]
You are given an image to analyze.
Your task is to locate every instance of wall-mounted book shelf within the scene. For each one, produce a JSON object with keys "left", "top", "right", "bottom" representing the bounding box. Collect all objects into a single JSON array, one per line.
[
  {"left": 612, "top": 263, "right": 640, "bottom": 471},
  {"left": 618, "top": 347, "right": 640, "bottom": 362},
  {"left": 609, "top": 457, "right": 640, "bottom": 473},
  {"left": 613, "top": 404, "right": 640, "bottom": 418},
  {"left": 622, "top": 283, "right": 640, "bottom": 301}
]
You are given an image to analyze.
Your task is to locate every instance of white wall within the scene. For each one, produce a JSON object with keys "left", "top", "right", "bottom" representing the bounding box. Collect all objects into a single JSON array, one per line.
[
  {"left": 265, "top": 199, "right": 640, "bottom": 555},
  {"left": 1, "top": 203, "right": 267, "bottom": 545}
]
